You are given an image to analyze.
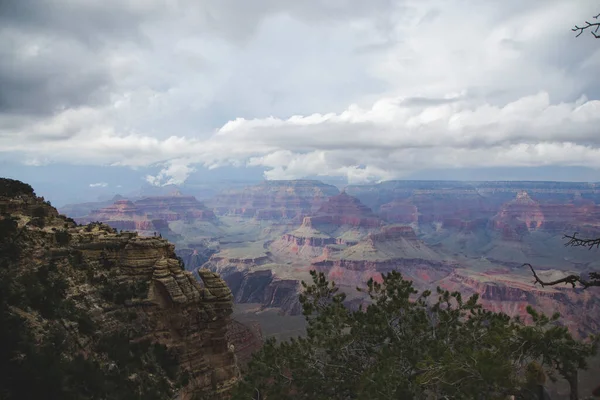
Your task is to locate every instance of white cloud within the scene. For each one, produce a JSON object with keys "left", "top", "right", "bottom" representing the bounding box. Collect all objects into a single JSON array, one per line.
[
  {"left": 89, "top": 182, "right": 108, "bottom": 188},
  {"left": 3, "top": 91, "right": 600, "bottom": 184},
  {"left": 145, "top": 159, "right": 196, "bottom": 186}
]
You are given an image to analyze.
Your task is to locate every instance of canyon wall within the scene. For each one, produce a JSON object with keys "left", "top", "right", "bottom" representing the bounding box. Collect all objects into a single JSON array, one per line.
[{"left": 0, "top": 179, "right": 240, "bottom": 399}]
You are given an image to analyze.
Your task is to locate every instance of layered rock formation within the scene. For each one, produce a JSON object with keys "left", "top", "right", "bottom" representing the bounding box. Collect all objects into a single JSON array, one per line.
[
  {"left": 207, "top": 180, "right": 340, "bottom": 220},
  {"left": 0, "top": 179, "right": 240, "bottom": 399},
  {"left": 492, "top": 191, "right": 545, "bottom": 240},
  {"left": 270, "top": 216, "right": 337, "bottom": 259},
  {"left": 134, "top": 192, "right": 217, "bottom": 221},
  {"left": 59, "top": 194, "right": 127, "bottom": 218},
  {"left": 75, "top": 192, "right": 215, "bottom": 235},
  {"left": 312, "top": 225, "right": 452, "bottom": 288},
  {"left": 268, "top": 193, "right": 384, "bottom": 261}
]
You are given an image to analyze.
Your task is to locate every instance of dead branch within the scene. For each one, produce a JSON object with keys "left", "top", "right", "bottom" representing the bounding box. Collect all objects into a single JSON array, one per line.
[
  {"left": 563, "top": 232, "right": 600, "bottom": 250},
  {"left": 572, "top": 13, "right": 600, "bottom": 38},
  {"left": 523, "top": 263, "right": 600, "bottom": 289}
]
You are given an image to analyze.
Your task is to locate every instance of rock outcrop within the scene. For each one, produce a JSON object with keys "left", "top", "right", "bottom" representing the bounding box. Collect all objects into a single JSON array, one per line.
[
  {"left": 270, "top": 216, "right": 337, "bottom": 259},
  {"left": 0, "top": 179, "right": 240, "bottom": 399},
  {"left": 492, "top": 191, "right": 545, "bottom": 240}
]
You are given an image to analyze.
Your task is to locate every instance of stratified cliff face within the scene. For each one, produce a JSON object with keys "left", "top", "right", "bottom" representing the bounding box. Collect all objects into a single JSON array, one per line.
[
  {"left": 207, "top": 179, "right": 340, "bottom": 220},
  {"left": 311, "top": 225, "right": 452, "bottom": 288},
  {"left": 0, "top": 179, "right": 239, "bottom": 399},
  {"left": 135, "top": 193, "right": 217, "bottom": 221},
  {"left": 492, "top": 191, "right": 545, "bottom": 240},
  {"left": 270, "top": 216, "right": 337, "bottom": 259},
  {"left": 76, "top": 192, "right": 216, "bottom": 233}
]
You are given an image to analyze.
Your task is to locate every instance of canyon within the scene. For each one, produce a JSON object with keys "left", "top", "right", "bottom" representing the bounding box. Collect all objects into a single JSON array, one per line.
[{"left": 59, "top": 179, "right": 600, "bottom": 340}]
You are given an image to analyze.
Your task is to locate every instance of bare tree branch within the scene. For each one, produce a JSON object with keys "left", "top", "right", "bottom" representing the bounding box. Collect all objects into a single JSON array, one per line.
[
  {"left": 563, "top": 232, "right": 600, "bottom": 250},
  {"left": 572, "top": 13, "right": 600, "bottom": 38},
  {"left": 523, "top": 263, "right": 600, "bottom": 289}
]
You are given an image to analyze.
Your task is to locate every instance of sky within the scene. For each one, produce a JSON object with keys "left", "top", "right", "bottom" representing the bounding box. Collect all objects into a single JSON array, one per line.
[{"left": 1, "top": 0, "right": 600, "bottom": 205}]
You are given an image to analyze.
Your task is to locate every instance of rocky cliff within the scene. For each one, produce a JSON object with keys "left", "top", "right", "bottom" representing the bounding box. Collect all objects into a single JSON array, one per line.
[{"left": 0, "top": 178, "right": 239, "bottom": 399}]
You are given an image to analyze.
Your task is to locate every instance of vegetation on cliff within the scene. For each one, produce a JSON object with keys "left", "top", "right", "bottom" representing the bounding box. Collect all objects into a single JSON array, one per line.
[
  {"left": 0, "top": 180, "right": 184, "bottom": 399},
  {"left": 0, "top": 178, "right": 238, "bottom": 399},
  {"left": 233, "top": 270, "right": 598, "bottom": 400}
]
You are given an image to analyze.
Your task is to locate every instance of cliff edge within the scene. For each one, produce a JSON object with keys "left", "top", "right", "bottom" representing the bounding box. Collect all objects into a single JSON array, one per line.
[{"left": 0, "top": 178, "right": 239, "bottom": 399}]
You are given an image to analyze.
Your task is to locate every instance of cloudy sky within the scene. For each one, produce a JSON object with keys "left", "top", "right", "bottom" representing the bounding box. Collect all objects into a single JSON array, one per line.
[{"left": 1, "top": 0, "right": 600, "bottom": 204}]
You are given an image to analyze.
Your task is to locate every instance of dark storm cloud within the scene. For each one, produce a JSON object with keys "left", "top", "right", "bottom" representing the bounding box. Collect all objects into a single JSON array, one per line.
[
  {"left": 0, "top": 0, "right": 150, "bottom": 47},
  {"left": 0, "top": 0, "right": 399, "bottom": 117},
  {"left": 0, "top": 0, "right": 157, "bottom": 116},
  {"left": 0, "top": 35, "right": 112, "bottom": 116}
]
